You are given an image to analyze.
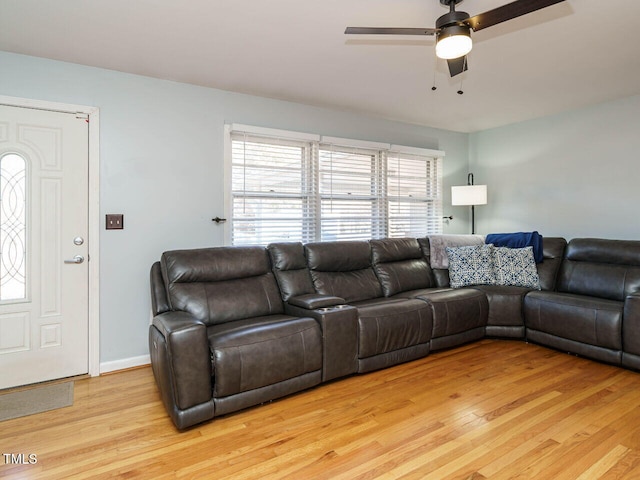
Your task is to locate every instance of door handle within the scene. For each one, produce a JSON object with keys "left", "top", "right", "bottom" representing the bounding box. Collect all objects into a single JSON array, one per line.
[{"left": 64, "top": 255, "right": 85, "bottom": 264}]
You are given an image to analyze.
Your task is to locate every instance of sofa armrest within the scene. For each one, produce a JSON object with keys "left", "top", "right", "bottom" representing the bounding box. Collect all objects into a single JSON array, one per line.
[
  {"left": 285, "top": 303, "right": 358, "bottom": 382},
  {"left": 149, "top": 311, "right": 215, "bottom": 429},
  {"left": 623, "top": 293, "right": 640, "bottom": 356},
  {"left": 150, "top": 261, "right": 170, "bottom": 315},
  {"left": 288, "top": 293, "right": 346, "bottom": 309}
]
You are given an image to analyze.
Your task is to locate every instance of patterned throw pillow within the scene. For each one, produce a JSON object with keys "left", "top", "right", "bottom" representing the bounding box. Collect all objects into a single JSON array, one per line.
[
  {"left": 446, "top": 244, "right": 496, "bottom": 288},
  {"left": 492, "top": 246, "right": 541, "bottom": 289}
]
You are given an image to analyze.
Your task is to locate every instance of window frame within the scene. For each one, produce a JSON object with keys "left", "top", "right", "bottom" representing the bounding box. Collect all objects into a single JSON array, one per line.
[{"left": 224, "top": 124, "right": 444, "bottom": 246}]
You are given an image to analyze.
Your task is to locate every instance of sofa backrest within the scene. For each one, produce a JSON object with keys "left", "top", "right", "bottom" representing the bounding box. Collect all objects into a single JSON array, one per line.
[
  {"left": 267, "top": 242, "right": 316, "bottom": 301},
  {"left": 370, "top": 237, "right": 436, "bottom": 297},
  {"left": 557, "top": 238, "right": 640, "bottom": 301},
  {"left": 537, "top": 237, "right": 567, "bottom": 291},
  {"left": 304, "top": 240, "right": 382, "bottom": 303},
  {"left": 418, "top": 236, "right": 568, "bottom": 290},
  {"left": 161, "top": 246, "right": 283, "bottom": 325}
]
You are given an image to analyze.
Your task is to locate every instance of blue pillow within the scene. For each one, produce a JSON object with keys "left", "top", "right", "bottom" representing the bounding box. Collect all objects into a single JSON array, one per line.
[{"left": 446, "top": 244, "right": 496, "bottom": 288}]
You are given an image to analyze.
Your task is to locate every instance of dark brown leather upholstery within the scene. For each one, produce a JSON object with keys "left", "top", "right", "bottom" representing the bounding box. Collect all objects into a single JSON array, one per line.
[
  {"left": 267, "top": 242, "right": 317, "bottom": 301},
  {"left": 208, "top": 314, "right": 322, "bottom": 415},
  {"left": 526, "top": 292, "right": 622, "bottom": 350},
  {"left": 269, "top": 242, "right": 358, "bottom": 380},
  {"left": 351, "top": 297, "right": 433, "bottom": 372},
  {"left": 305, "top": 240, "right": 434, "bottom": 372},
  {"left": 285, "top": 303, "right": 359, "bottom": 381},
  {"left": 416, "top": 289, "right": 488, "bottom": 350},
  {"left": 150, "top": 261, "right": 170, "bottom": 316},
  {"left": 476, "top": 237, "right": 567, "bottom": 338},
  {"left": 162, "top": 247, "right": 285, "bottom": 324},
  {"left": 474, "top": 285, "right": 529, "bottom": 338},
  {"left": 537, "top": 237, "right": 567, "bottom": 291},
  {"left": 623, "top": 294, "right": 640, "bottom": 369},
  {"left": 149, "top": 235, "right": 640, "bottom": 430},
  {"left": 150, "top": 245, "right": 323, "bottom": 429},
  {"left": 525, "top": 238, "right": 640, "bottom": 365},
  {"left": 305, "top": 241, "right": 383, "bottom": 302},
  {"left": 371, "top": 237, "right": 488, "bottom": 349},
  {"left": 557, "top": 239, "right": 640, "bottom": 301},
  {"left": 370, "top": 237, "right": 436, "bottom": 296},
  {"left": 149, "top": 312, "right": 214, "bottom": 429}
]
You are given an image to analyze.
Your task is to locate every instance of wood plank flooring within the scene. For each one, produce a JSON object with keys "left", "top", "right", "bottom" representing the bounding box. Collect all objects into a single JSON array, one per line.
[{"left": 3, "top": 339, "right": 640, "bottom": 479}]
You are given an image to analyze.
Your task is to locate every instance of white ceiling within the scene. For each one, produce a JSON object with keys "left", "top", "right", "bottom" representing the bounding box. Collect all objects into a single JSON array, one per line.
[{"left": 1, "top": 0, "right": 639, "bottom": 132}]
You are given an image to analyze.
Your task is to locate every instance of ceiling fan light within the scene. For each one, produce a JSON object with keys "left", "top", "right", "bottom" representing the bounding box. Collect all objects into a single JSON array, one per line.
[{"left": 435, "top": 26, "right": 472, "bottom": 60}]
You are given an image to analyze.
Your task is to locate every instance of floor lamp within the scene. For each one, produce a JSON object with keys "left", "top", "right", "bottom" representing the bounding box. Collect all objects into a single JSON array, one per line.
[{"left": 451, "top": 173, "right": 487, "bottom": 234}]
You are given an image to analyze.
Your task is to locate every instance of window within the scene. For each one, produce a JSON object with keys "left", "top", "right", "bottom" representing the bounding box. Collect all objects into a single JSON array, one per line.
[
  {"left": 231, "top": 135, "right": 313, "bottom": 246},
  {"left": 319, "top": 146, "right": 384, "bottom": 241},
  {"left": 387, "top": 150, "right": 443, "bottom": 238},
  {"left": 0, "top": 153, "right": 27, "bottom": 301},
  {"left": 226, "top": 125, "right": 443, "bottom": 246}
]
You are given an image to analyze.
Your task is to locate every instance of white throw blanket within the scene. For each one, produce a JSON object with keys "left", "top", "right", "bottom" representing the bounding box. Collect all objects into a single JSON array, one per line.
[{"left": 427, "top": 234, "right": 485, "bottom": 269}]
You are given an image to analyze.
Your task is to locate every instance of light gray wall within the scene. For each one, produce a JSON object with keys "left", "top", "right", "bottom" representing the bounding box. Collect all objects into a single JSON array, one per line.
[
  {"left": 0, "top": 51, "right": 469, "bottom": 364},
  {"left": 469, "top": 94, "right": 640, "bottom": 240}
]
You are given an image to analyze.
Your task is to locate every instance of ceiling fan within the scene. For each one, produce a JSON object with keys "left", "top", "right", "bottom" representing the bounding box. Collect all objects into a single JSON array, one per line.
[{"left": 345, "top": 0, "right": 566, "bottom": 77}]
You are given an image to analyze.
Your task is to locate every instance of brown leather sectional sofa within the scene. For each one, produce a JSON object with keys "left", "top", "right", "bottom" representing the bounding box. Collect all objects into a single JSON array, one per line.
[{"left": 149, "top": 236, "right": 640, "bottom": 429}]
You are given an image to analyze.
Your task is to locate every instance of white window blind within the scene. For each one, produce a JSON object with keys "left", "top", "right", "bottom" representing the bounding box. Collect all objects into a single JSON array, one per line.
[
  {"left": 387, "top": 151, "right": 443, "bottom": 238},
  {"left": 319, "top": 145, "right": 385, "bottom": 241},
  {"left": 228, "top": 126, "right": 443, "bottom": 246},
  {"left": 231, "top": 134, "right": 315, "bottom": 245}
]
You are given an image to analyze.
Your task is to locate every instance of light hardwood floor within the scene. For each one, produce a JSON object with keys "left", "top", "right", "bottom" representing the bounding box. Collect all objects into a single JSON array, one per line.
[{"left": 3, "top": 339, "right": 640, "bottom": 479}]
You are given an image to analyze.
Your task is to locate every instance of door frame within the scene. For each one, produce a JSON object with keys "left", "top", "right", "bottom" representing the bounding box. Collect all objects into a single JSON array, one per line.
[{"left": 0, "top": 94, "right": 100, "bottom": 377}]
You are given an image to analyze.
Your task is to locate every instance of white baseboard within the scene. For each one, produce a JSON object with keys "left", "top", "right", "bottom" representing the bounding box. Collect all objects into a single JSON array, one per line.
[{"left": 99, "top": 354, "right": 151, "bottom": 374}]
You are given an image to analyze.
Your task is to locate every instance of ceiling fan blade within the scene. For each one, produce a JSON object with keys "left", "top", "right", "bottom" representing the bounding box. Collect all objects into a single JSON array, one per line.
[
  {"left": 447, "top": 56, "right": 468, "bottom": 77},
  {"left": 465, "top": 0, "right": 566, "bottom": 32},
  {"left": 345, "top": 27, "right": 437, "bottom": 35}
]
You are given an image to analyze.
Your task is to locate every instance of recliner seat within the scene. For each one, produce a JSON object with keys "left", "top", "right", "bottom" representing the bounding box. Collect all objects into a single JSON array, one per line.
[
  {"left": 303, "top": 240, "right": 434, "bottom": 373},
  {"left": 525, "top": 238, "right": 640, "bottom": 365},
  {"left": 149, "top": 246, "right": 323, "bottom": 429},
  {"left": 370, "top": 237, "right": 488, "bottom": 350}
]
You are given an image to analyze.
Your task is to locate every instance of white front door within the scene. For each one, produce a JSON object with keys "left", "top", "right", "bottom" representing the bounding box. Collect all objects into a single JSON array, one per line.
[{"left": 0, "top": 104, "right": 89, "bottom": 389}]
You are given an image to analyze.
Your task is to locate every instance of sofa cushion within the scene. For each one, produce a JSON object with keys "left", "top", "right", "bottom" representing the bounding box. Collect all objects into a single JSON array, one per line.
[
  {"left": 371, "top": 237, "right": 435, "bottom": 297},
  {"left": 163, "top": 246, "right": 269, "bottom": 284},
  {"left": 268, "top": 242, "right": 307, "bottom": 270},
  {"left": 557, "top": 238, "right": 640, "bottom": 301},
  {"left": 305, "top": 240, "right": 371, "bottom": 271},
  {"left": 310, "top": 269, "right": 382, "bottom": 303},
  {"left": 473, "top": 284, "right": 529, "bottom": 328},
  {"left": 416, "top": 288, "right": 489, "bottom": 339},
  {"left": 351, "top": 298, "right": 432, "bottom": 359},
  {"left": 170, "top": 275, "right": 285, "bottom": 325},
  {"left": 371, "top": 237, "right": 422, "bottom": 264},
  {"left": 162, "top": 247, "right": 285, "bottom": 324},
  {"left": 492, "top": 246, "right": 540, "bottom": 289},
  {"left": 208, "top": 315, "right": 322, "bottom": 398},
  {"left": 305, "top": 241, "right": 382, "bottom": 302},
  {"left": 267, "top": 242, "right": 316, "bottom": 301},
  {"left": 446, "top": 244, "right": 496, "bottom": 288},
  {"left": 524, "top": 291, "right": 623, "bottom": 350}
]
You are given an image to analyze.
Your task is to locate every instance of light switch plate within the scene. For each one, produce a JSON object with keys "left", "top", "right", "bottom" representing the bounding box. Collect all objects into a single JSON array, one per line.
[{"left": 106, "top": 214, "right": 124, "bottom": 230}]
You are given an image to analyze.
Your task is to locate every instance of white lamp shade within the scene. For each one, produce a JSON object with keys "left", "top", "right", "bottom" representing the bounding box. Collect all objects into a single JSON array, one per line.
[{"left": 451, "top": 185, "right": 487, "bottom": 206}]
